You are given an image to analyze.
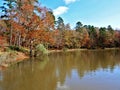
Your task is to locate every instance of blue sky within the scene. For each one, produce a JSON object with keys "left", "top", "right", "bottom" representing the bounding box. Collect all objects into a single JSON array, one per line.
[
  {"left": 40, "top": 0, "right": 120, "bottom": 29},
  {"left": 0, "top": 0, "right": 120, "bottom": 29}
]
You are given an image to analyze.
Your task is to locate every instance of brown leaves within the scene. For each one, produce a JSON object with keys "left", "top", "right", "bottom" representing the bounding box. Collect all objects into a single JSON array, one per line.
[
  {"left": 21, "top": 4, "right": 34, "bottom": 12},
  {"left": 0, "top": 36, "right": 7, "bottom": 47}
]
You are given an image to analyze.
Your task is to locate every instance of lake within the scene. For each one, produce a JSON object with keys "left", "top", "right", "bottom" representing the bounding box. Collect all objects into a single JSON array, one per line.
[{"left": 0, "top": 50, "right": 120, "bottom": 90}]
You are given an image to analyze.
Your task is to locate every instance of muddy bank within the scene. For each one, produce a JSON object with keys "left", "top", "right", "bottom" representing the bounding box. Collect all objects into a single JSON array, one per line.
[{"left": 0, "top": 51, "right": 28, "bottom": 70}]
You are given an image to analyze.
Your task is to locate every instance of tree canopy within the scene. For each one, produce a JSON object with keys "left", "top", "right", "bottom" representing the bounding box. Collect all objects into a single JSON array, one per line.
[{"left": 0, "top": 0, "right": 120, "bottom": 56}]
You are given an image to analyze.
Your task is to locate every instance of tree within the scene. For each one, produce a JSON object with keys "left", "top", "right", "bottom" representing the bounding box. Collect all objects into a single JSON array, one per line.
[
  {"left": 0, "top": 0, "right": 17, "bottom": 45},
  {"left": 114, "top": 31, "right": 120, "bottom": 47},
  {"left": 0, "top": 0, "right": 56, "bottom": 56},
  {"left": 106, "top": 25, "right": 115, "bottom": 47},
  {"left": 84, "top": 25, "right": 98, "bottom": 48},
  {"left": 75, "top": 21, "right": 83, "bottom": 32},
  {"left": 98, "top": 27, "right": 107, "bottom": 48},
  {"left": 64, "top": 23, "right": 71, "bottom": 31},
  {"left": 107, "top": 25, "right": 114, "bottom": 34},
  {"left": 55, "top": 17, "right": 65, "bottom": 31}
]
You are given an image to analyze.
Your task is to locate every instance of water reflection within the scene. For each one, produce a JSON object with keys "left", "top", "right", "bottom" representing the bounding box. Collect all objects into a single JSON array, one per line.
[
  {"left": 56, "top": 81, "right": 69, "bottom": 90},
  {"left": 0, "top": 50, "right": 120, "bottom": 90}
]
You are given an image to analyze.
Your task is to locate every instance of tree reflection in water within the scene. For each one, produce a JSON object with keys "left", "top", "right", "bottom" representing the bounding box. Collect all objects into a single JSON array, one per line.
[{"left": 0, "top": 50, "right": 120, "bottom": 90}]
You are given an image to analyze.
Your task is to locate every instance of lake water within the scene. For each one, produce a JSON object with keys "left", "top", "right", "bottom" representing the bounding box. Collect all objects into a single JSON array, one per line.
[{"left": 0, "top": 50, "right": 120, "bottom": 90}]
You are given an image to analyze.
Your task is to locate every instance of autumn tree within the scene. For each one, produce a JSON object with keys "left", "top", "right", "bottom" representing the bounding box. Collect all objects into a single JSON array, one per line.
[
  {"left": 114, "top": 31, "right": 120, "bottom": 47},
  {"left": 0, "top": 0, "right": 55, "bottom": 56},
  {"left": 1, "top": 0, "right": 120, "bottom": 52},
  {"left": 85, "top": 25, "right": 98, "bottom": 48},
  {"left": 98, "top": 27, "right": 107, "bottom": 48},
  {"left": 106, "top": 25, "right": 115, "bottom": 47},
  {"left": 0, "top": 0, "right": 17, "bottom": 45}
]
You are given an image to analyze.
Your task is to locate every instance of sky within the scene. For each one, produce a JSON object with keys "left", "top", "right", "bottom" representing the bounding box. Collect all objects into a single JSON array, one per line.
[
  {"left": 0, "top": 0, "right": 120, "bottom": 29},
  {"left": 40, "top": 0, "right": 120, "bottom": 29}
]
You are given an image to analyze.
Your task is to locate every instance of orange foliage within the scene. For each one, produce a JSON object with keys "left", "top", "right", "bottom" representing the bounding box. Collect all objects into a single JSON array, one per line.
[{"left": 0, "top": 36, "right": 7, "bottom": 47}]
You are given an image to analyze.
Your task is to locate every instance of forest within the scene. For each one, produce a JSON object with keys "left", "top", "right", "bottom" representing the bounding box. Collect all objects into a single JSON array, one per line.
[{"left": 0, "top": 0, "right": 120, "bottom": 56}]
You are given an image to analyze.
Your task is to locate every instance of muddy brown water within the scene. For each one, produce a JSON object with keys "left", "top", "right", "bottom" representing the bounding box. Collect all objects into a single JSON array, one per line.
[{"left": 0, "top": 50, "right": 120, "bottom": 90}]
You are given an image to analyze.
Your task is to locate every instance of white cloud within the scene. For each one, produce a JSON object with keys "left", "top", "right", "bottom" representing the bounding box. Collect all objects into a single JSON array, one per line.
[
  {"left": 64, "top": 0, "right": 76, "bottom": 4},
  {"left": 53, "top": 6, "right": 69, "bottom": 16}
]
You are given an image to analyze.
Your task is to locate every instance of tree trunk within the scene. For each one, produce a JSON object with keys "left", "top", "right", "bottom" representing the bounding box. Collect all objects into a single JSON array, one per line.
[
  {"left": 9, "top": 25, "right": 12, "bottom": 46},
  {"left": 29, "top": 40, "right": 33, "bottom": 57},
  {"left": 18, "top": 32, "right": 21, "bottom": 47}
]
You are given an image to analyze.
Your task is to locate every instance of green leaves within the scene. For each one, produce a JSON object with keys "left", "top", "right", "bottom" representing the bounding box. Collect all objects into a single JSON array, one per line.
[{"left": 35, "top": 44, "right": 48, "bottom": 55}]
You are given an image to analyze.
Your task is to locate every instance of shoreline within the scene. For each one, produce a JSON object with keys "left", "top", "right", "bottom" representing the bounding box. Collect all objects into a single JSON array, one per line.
[
  {"left": 49, "top": 48, "right": 120, "bottom": 53},
  {"left": 48, "top": 48, "right": 88, "bottom": 53},
  {"left": 0, "top": 48, "right": 120, "bottom": 70},
  {"left": 0, "top": 52, "right": 28, "bottom": 70}
]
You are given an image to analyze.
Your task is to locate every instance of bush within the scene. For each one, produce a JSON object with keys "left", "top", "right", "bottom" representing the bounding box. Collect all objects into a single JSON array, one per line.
[
  {"left": 35, "top": 44, "right": 48, "bottom": 56},
  {"left": 9, "top": 46, "right": 19, "bottom": 51},
  {"left": 8, "top": 46, "right": 28, "bottom": 53}
]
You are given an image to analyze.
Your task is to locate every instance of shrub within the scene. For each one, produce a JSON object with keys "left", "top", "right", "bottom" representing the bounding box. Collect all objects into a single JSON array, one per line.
[
  {"left": 8, "top": 46, "right": 28, "bottom": 53},
  {"left": 35, "top": 44, "right": 48, "bottom": 56},
  {"left": 8, "top": 46, "right": 19, "bottom": 51}
]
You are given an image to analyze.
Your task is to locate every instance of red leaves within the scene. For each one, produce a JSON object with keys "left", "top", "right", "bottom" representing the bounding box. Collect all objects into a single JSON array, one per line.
[
  {"left": 21, "top": 4, "right": 34, "bottom": 12},
  {"left": 1, "top": 0, "right": 55, "bottom": 48},
  {"left": 0, "top": 36, "right": 7, "bottom": 47},
  {"left": 115, "top": 31, "right": 120, "bottom": 38}
]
